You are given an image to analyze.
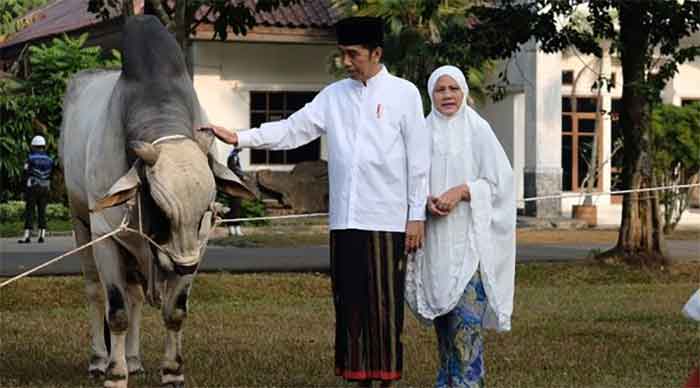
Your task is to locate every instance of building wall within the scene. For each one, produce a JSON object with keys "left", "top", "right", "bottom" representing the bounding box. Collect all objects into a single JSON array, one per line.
[
  {"left": 480, "top": 92, "right": 526, "bottom": 207},
  {"left": 191, "top": 40, "right": 337, "bottom": 170},
  {"left": 559, "top": 50, "right": 700, "bottom": 212}
]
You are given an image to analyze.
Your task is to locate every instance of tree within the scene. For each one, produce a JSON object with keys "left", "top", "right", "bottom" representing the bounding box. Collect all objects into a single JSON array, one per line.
[
  {"left": 651, "top": 103, "right": 700, "bottom": 234},
  {"left": 464, "top": 0, "right": 700, "bottom": 265},
  {"left": 87, "top": 0, "right": 298, "bottom": 74},
  {"left": 0, "top": 34, "right": 120, "bottom": 201},
  {"left": 333, "top": 0, "right": 494, "bottom": 109}
]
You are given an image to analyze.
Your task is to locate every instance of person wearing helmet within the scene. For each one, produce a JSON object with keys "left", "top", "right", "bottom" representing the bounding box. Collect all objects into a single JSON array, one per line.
[
  {"left": 18, "top": 135, "right": 54, "bottom": 244},
  {"left": 226, "top": 147, "right": 244, "bottom": 236}
]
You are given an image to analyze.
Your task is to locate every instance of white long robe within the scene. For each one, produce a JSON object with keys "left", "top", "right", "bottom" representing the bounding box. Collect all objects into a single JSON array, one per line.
[{"left": 405, "top": 66, "right": 516, "bottom": 332}]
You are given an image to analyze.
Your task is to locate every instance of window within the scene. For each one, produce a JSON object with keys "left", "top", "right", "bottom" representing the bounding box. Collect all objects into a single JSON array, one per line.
[
  {"left": 562, "top": 70, "right": 574, "bottom": 85},
  {"left": 249, "top": 91, "right": 321, "bottom": 165},
  {"left": 561, "top": 96, "right": 603, "bottom": 191},
  {"left": 609, "top": 72, "right": 617, "bottom": 89},
  {"left": 610, "top": 98, "right": 624, "bottom": 202},
  {"left": 682, "top": 98, "right": 700, "bottom": 107}
]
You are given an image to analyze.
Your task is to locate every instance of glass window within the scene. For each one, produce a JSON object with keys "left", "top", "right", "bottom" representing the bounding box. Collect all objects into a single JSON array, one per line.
[
  {"left": 562, "top": 135, "right": 572, "bottom": 191},
  {"left": 576, "top": 97, "right": 598, "bottom": 113},
  {"left": 562, "top": 97, "right": 572, "bottom": 113},
  {"left": 562, "top": 115, "right": 572, "bottom": 132},
  {"left": 249, "top": 91, "right": 321, "bottom": 165},
  {"left": 578, "top": 118, "right": 596, "bottom": 133},
  {"left": 562, "top": 70, "right": 574, "bottom": 85},
  {"left": 578, "top": 136, "right": 595, "bottom": 188}
]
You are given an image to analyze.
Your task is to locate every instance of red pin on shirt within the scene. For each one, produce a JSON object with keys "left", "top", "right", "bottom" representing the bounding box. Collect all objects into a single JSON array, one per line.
[{"left": 376, "top": 104, "right": 383, "bottom": 119}]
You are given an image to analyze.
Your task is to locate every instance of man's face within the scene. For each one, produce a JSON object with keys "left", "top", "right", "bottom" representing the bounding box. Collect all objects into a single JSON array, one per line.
[{"left": 338, "top": 44, "right": 382, "bottom": 82}]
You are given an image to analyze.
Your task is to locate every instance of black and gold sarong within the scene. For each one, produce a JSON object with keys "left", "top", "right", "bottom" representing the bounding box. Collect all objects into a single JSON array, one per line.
[{"left": 330, "top": 229, "right": 407, "bottom": 382}]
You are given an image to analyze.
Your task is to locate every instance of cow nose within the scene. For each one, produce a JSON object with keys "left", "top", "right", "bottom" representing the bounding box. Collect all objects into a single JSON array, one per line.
[{"left": 177, "top": 254, "right": 201, "bottom": 267}]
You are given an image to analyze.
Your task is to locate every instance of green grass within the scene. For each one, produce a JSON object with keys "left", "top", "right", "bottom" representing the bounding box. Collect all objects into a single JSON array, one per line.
[
  {"left": 212, "top": 223, "right": 329, "bottom": 247},
  {"left": 1, "top": 262, "right": 698, "bottom": 387},
  {"left": 0, "top": 219, "right": 72, "bottom": 237}
]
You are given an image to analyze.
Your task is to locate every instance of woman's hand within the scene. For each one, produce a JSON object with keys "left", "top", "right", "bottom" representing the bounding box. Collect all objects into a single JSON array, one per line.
[
  {"left": 434, "top": 184, "right": 471, "bottom": 214},
  {"left": 427, "top": 195, "right": 449, "bottom": 217},
  {"left": 197, "top": 124, "right": 238, "bottom": 145}
]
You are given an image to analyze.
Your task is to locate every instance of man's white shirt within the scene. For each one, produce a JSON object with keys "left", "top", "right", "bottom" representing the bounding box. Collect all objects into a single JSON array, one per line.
[{"left": 237, "top": 66, "right": 430, "bottom": 232}]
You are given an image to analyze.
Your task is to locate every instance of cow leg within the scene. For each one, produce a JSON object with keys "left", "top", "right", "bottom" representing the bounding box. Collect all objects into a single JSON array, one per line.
[
  {"left": 160, "top": 272, "right": 194, "bottom": 388},
  {"left": 74, "top": 219, "right": 110, "bottom": 378},
  {"left": 125, "top": 281, "right": 145, "bottom": 374},
  {"left": 92, "top": 237, "right": 130, "bottom": 388}
]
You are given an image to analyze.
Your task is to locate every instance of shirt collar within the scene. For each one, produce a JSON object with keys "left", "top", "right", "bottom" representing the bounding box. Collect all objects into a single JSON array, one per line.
[{"left": 352, "top": 65, "right": 388, "bottom": 88}]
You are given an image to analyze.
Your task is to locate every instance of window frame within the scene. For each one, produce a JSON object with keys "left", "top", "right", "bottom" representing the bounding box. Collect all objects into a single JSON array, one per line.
[
  {"left": 248, "top": 90, "right": 321, "bottom": 166},
  {"left": 561, "top": 95, "right": 604, "bottom": 192}
]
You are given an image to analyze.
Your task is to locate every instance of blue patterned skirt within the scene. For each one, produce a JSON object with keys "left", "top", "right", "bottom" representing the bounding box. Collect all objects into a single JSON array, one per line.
[{"left": 433, "top": 271, "right": 487, "bottom": 388}]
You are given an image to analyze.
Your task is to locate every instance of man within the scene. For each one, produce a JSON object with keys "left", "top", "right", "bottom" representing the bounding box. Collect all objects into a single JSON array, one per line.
[
  {"left": 201, "top": 16, "right": 429, "bottom": 386},
  {"left": 226, "top": 147, "right": 244, "bottom": 236},
  {"left": 18, "top": 135, "right": 54, "bottom": 244}
]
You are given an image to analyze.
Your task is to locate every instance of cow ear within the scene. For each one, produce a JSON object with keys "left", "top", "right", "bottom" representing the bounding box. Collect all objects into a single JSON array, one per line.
[
  {"left": 130, "top": 141, "right": 159, "bottom": 166},
  {"left": 93, "top": 164, "right": 141, "bottom": 211},
  {"left": 208, "top": 156, "right": 257, "bottom": 200}
]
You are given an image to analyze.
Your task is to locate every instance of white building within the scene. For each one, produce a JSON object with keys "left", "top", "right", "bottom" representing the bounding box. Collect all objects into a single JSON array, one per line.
[{"left": 2, "top": 0, "right": 698, "bottom": 225}]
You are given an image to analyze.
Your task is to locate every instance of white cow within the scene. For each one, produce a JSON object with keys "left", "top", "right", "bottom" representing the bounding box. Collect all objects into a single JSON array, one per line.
[{"left": 59, "top": 15, "right": 253, "bottom": 388}]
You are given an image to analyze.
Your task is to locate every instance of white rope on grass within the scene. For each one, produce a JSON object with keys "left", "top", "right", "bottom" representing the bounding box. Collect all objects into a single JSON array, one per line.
[
  {"left": 2, "top": 183, "right": 699, "bottom": 289},
  {"left": 0, "top": 215, "right": 130, "bottom": 289},
  {"left": 215, "top": 212, "right": 329, "bottom": 225},
  {"left": 518, "top": 183, "right": 700, "bottom": 203}
]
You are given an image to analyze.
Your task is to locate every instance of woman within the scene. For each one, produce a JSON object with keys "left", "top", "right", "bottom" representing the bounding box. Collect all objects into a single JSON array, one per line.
[{"left": 405, "top": 66, "right": 516, "bottom": 388}]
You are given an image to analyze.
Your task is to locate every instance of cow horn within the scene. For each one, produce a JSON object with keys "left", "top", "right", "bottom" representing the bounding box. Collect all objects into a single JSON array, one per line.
[{"left": 130, "top": 141, "right": 160, "bottom": 166}]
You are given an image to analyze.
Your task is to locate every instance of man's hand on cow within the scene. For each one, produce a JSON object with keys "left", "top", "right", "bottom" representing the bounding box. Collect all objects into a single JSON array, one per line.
[
  {"left": 405, "top": 220, "right": 424, "bottom": 255},
  {"left": 197, "top": 124, "right": 238, "bottom": 145}
]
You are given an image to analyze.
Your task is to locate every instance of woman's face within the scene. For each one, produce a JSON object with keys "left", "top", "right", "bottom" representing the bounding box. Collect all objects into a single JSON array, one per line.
[{"left": 432, "top": 75, "right": 464, "bottom": 116}]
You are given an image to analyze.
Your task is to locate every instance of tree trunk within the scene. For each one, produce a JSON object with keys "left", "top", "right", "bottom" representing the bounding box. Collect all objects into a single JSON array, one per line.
[
  {"left": 144, "top": 0, "right": 193, "bottom": 78},
  {"left": 608, "top": 4, "right": 667, "bottom": 265},
  {"left": 173, "top": 0, "right": 194, "bottom": 77},
  {"left": 122, "top": 0, "right": 134, "bottom": 19}
]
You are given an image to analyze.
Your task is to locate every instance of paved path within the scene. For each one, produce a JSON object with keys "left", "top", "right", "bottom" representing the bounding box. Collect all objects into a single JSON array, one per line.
[{"left": 1, "top": 236, "right": 697, "bottom": 277}]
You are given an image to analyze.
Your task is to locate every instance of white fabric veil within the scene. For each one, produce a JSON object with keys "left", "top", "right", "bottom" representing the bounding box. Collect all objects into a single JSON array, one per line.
[{"left": 405, "top": 65, "right": 516, "bottom": 331}]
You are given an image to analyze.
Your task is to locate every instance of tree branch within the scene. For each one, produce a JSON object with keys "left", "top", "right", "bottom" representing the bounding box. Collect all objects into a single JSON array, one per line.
[
  {"left": 189, "top": 5, "right": 214, "bottom": 35},
  {"left": 146, "top": 0, "right": 171, "bottom": 26}
]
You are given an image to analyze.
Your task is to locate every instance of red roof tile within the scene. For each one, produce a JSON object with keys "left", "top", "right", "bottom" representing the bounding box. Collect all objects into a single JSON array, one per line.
[
  {"left": 1, "top": 0, "right": 340, "bottom": 50},
  {"left": 0, "top": 0, "right": 116, "bottom": 49}
]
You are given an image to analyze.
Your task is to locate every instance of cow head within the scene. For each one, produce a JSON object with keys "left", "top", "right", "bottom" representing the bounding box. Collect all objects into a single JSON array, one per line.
[{"left": 94, "top": 138, "right": 255, "bottom": 273}]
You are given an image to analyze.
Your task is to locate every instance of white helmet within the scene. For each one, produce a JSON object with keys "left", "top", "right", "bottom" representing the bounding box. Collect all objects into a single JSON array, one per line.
[{"left": 31, "top": 135, "right": 46, "bottom": 147}]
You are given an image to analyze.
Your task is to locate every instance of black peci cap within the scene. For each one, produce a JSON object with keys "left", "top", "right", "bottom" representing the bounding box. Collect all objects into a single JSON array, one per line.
[{"left": 335, "top": 16, "right": 384, "bottom": 47}]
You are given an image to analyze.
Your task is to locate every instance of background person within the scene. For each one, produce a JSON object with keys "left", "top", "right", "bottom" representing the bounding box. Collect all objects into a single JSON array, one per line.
[{"left": 18, "top": 135, "right": 54, "bottom": 244}]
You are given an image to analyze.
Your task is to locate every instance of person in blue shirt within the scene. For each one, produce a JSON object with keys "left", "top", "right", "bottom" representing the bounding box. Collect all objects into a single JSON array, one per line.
[
  {"left": 18, "top": 135, "right": 54, "bottom": 244},
  {"left": 227, "top": 147, "right": 244, "bottom": 236}
]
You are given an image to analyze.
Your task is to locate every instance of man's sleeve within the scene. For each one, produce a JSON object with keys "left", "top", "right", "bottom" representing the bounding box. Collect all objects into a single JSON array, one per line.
[
  {"left": 237, "top": 90, "right": 327, "bottom": 150},
  {"left": 402, "top": 87, "right": 430, "bottom": 221}
]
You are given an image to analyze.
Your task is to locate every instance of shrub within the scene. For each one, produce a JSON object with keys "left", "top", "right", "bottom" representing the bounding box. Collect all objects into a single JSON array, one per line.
[
  {"left": 1, "top": 33, "right": 120, "bottom": 201},
  {"left": 240, "top": 198, "right": 269, "bottom": 226},
  {"left": 0, "top": 201, "right": 70, "bottom": 222}
]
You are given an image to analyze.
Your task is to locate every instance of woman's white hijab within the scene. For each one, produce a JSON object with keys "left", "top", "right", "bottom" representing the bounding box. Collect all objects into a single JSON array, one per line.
[{"left": 405, "top": 65, "right": 516, "bottom": 331}]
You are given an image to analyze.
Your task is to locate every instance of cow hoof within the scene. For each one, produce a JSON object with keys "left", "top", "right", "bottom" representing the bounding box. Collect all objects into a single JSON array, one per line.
[
  {"left": 104, "top": 361, "right": 128, "bottom": 388},
  {"left": 103, "top": 377, "right": 128, "bottom": 388},
  {"left": 88, "top": 355, "right": 109, "bottom": 379},
  {"left": 88, "top": 369, "right": 105, "bottom": 379},
  {"left": 127, "top": 356, "right": 145, "bottom": 375},
  {"left": 161, "top": 383, "right": 185, "bottom": 388},
  {"left": 161, "top": 373, "right": 185, "bottom": 388}
]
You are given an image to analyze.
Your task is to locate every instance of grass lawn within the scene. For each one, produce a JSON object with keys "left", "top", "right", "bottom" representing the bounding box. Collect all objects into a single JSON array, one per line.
[
  {"left": 210, "top": 225, "right": 699, "bottom": 248},
  {"left": 1, "top": 262, "right": 698, "bottom": 387}
]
